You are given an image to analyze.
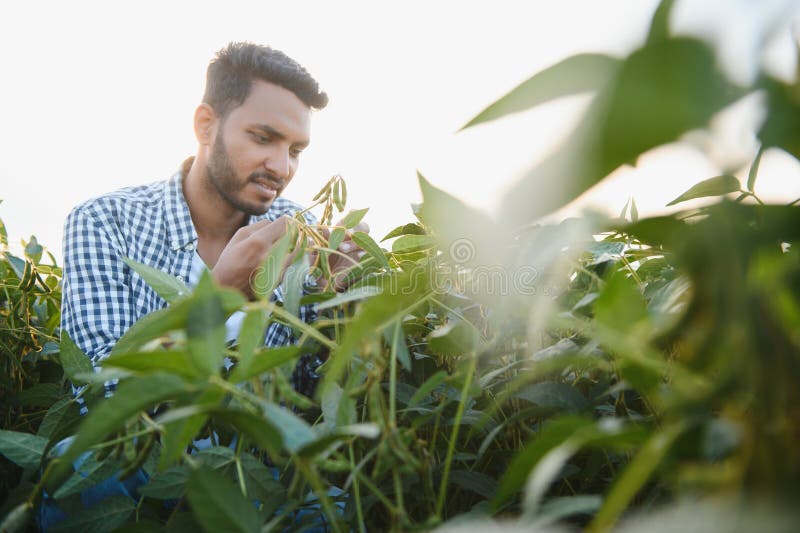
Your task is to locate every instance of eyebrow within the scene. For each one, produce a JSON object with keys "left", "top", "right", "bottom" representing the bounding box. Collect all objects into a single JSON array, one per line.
[{"left": 252, "top": 124, "right": 309, "bottom": 148}]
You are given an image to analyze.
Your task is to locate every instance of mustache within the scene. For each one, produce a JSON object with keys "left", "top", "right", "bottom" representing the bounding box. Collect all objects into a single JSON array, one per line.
[{"left": 249, "top": 172, "right": 285, "bottom": 189}]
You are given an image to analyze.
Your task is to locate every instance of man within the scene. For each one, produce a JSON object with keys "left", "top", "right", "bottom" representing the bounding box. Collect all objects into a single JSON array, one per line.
[{"left": 62, "top": 42, "right": 361, "bottom": 396}]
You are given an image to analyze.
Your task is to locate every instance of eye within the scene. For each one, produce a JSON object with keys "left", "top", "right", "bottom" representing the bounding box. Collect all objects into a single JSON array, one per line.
[
  {"left": 290, "top": 148, "right": 304, "bottom": 158},
  {"left": 250, "top": 131, "right": 271, "bottom": 144}
]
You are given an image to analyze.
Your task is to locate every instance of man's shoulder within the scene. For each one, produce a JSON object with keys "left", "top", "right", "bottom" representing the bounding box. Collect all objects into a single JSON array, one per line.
[{"left": 68, "top": 180, "right": 168, "bottom": 222}]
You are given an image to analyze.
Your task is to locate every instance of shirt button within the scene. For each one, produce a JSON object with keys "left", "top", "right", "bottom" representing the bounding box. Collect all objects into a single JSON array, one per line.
[
  {"left": 184, "top": 242, "right": 195, "bottom": 252},
  {"left": 171, "top": 239, "right": 180, "bottom": 249},
  {"left": 176, "top": 275, "right": 184, "bottom": 283}
]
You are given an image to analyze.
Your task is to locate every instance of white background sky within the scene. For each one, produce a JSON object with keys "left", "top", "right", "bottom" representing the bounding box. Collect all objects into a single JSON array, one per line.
[{"left": 1, "top": 0, "right": 799, "bottom": 261}]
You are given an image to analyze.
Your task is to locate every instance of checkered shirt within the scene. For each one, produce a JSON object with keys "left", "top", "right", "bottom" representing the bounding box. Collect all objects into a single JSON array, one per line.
[{"left": 61, "top": 158, "right": 320, "bottom": 402}]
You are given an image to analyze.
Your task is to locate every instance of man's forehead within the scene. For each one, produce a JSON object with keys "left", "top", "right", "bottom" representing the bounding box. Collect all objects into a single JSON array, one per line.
[{"left": 229, "top": 81, "right": 312, "bottom": 140}]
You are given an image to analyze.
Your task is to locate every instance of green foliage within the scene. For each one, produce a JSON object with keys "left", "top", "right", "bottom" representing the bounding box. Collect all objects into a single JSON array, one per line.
[{"left": 2, "top": 1, "right": 800, "bottom": 530}]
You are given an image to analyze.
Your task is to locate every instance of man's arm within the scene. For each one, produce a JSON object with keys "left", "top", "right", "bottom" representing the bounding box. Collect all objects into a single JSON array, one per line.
[{"left": 61, "top": 203, "right": 136, "bottom": 366}]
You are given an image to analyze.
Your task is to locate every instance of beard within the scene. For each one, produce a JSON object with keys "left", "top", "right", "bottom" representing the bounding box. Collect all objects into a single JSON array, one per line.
[{"left": 206, "top": 128, "right": 280, "bottom": 216}]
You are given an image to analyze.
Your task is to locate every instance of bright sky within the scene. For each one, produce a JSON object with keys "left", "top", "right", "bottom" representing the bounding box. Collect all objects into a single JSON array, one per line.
[{"left": 1, "top": 0, "right": 798, "bottom": 261}]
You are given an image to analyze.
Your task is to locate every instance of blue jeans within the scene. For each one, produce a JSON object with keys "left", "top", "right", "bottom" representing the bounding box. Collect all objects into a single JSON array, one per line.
[
  {"left": 37, "top": 436, "right": 149, "bottom": 531},
  {"left": 37, "top": 435, "right": 342, "bottom": 531}
]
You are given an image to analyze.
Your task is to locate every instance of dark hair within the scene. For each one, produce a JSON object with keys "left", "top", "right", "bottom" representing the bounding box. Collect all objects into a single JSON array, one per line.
[{"left": 203, "top": 42, "right": 328, "bottom": 117}]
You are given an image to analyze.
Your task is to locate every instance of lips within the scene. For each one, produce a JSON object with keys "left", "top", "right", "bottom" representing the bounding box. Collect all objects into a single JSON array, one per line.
[{"left": 251, "top": 178, "right": 282, "bottom": 200}]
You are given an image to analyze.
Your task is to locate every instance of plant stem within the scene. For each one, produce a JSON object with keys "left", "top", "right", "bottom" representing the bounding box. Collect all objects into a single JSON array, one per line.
[
  {"left": 389, "top": 322, "right": 400, "bottom": 425},
  {"left": 349, "top": 444, "right": 367, "bottom": 533},
  {"left": 92, "top": 428, "right": 156, "bottom": 450},
  {"left": 435, "top": 353, "right": 477, "bottom": 518},
  {"left": 392, "top": 468, "right": 405, "bottom": 526},
  {"left": 297, "top": 460, "right": 344, "bottom": 533},
  {"left": 234, "top": 435, "right": 248, "bottom": 497}
]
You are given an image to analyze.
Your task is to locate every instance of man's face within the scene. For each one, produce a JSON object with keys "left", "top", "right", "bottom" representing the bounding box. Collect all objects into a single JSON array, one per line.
[{"left": 206, "top": 80, "right": 312, "bottom": 216}]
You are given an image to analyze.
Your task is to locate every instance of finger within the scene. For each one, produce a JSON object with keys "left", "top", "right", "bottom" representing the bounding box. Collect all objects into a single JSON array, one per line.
[
  {"left": 352, "top": 221, "right": 370, "bottom": 234},
  {"left": 231, "top": 217, "right": 273, "bottom": 241},
  {"left": 246, "top": 215, "right": 291, "bottom": 248}
]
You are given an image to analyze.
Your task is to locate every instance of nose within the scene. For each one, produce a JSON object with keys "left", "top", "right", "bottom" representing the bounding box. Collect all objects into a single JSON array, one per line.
[{"left": 264, "top": 145, "right": 292, "bottom": 182}]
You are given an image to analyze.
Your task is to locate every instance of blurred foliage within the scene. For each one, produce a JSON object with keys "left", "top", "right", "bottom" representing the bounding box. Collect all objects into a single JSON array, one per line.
[
  {"left": 0, "top": 205, "right": 65, "bottom": 510},
  {"left": 2, "top": 1, "right": 800, "bottom": 531}
]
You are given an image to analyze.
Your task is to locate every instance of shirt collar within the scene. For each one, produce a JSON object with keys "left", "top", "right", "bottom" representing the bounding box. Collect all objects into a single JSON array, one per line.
[{"left": 164, "top": 157, "right": 199, "bottom": 251}]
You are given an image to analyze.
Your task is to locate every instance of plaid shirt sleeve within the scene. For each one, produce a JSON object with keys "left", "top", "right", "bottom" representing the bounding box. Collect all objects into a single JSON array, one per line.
[{"left": 62, "top": 202, "right": 137, "bottom": 366}]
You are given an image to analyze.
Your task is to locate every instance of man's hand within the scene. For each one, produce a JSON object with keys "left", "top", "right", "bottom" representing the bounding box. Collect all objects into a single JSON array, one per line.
[
  {"left": 211, "top": 216, "right": 295, "bottom": 298},
  {"left": 317, "top": 217, "right": 369, "bottom": 292}
]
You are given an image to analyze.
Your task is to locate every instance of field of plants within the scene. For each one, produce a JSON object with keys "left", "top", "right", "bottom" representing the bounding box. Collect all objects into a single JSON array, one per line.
[{"left": 2, "top": 2, "right": 800, "bottom": 531}]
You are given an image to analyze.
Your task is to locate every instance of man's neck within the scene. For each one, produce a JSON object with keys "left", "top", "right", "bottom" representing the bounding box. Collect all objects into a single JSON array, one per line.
[{"left": 182, "top": 157, "right": 248, "bottom": 264}]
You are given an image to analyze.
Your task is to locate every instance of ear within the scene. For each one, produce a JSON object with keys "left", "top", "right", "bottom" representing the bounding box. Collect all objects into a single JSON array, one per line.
[{"left": 193, "top": 103, "right": 218, "bottom": 146}]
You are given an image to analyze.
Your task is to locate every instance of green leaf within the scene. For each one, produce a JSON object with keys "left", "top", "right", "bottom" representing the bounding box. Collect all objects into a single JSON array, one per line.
[
  {"left": 0, "top": 430, "right": 48, "bottom": 469},
  {"left": 759, "top": 76, "right": 800, "bottom": 159},
  {"left": 502, "top": 38, "right": 738, "bottom": 224},
  {"left": 618, "top": 198, "right": 630, "bottom": 221},
  {"left": 186, "top": 273, "right": 227, "bottom": 376},
  {"left": 492, "top": 417, "right": 592, "bottom": 510},
  {"left": 409, "top": 371, "right": 448, "bottom": 408},
  {"left": 351, "top": 231, "right": 389, "bottom": 270},
  {"left": 381, "top": 222, "right": 425, "bottom": 242},
  {"left": 186, "top": 466, "right": 261, "bottom": 533},
  {"left": 645, "top": 0, "right": 677, "bottom": 45},
  {"left": 49, "top": 495, "right": 134, "bottom": 533},
  {"left": 747, "top": 145, "right": 765, "bottom": 193},
  {"left": 341, "top": 208, "right": 369, "bottom": 229},
  {"left": 54, "top": 454, "right": 123, "bottom": 499},
  {"left": 158, "top": 387, "right": 225, "bottom": 471},
  {"left": 385, "top": 323, "right": 411, "bottom": 371},
  {"left": 428, "top": 320, "right": 479, "bottom": 356},
  {"left": 630, "top": 198, "right": 639, "bottom": 222},
  {"left": 282, "top": 254, "right": 309, "bottom": 317},
  {"left": 594, "top": 270, "right": 648, "bottom": 332},
  {"left": 49, "top": 374, "right": 191, "bottom": 487},
  {"left": 314, "top": 285, "right": 382, "bottom": 311},
  {"left": 197, "top": 446, "right": 236, "bottom": 470},
  {"left": 320, "top": 382, "right": 355, "bottom": 430},
  {"left": 296, "top": 423, "right": 380, "bottom": 458},
  {"left": 252, "top": 231, "right": 292, "bottom": 299},
  {"left": 239, "top": 453, "right": 284, "bottom": 504},
  {"left": 533, "top": 495, "right": 602, "bottom": 525},
  {"left": 210, "top": 408, "right": 283, "bottom": 457},
  {"left": 461, "top": 53, "right": 621, "bottom": 130},
  {"left": 321, "top": 273, "right": 428, "bottom": 394},
  {"left": 449, "top": 469, "right": 498, "bottom": 499},
  {"left": 521, "top": 420, "right": 646, "bottom": 516},
  {"left": 24, "top": 236, "right": 43, "bottom": 264},
  {"left": 228, "top": 346, "right": 299, "bottom": 383},
  {"left": 391, "top": 234, "right": 435, "bottom": 254},
  {"left": 105, "top": 350, "right": 203, "bottom": 380},
  {"left": 666, "top": 175, "right": 741, "bottom": 206},
  {"left": 236, "top": 309, "right": 268, "bottom": 370},
  {"left": 37, "top": 398, "right": 81, "bottom": 440},
  {"left": 0, "top": 212, "right": 7, "bottom": 249},
  {"left": 17, "top": 383, "right": 61, "bottom": 407},
  {"left": 59, "top": 332, "right": 94, "bottom": 385},
  {"left": 260, "top": 402, "right": 316, "bottom": 454},
  {"left": 138, "top": 465, "right": 189, "bottom": 499},
  {"left": 111, "top": 301, "right": 191, "bottom": 356},
  {"left": 0, "top": 502, "right": 32, "bottom": 533},
  {"left": 590, "top": 422, "right": 688, "bottom": 531},
  {"left": 123, "top": 257, "right": 189, "bottom": 304},
  {"left": 514, "top": 382, "right": 588, "bottom": 413},
  {"left": 328, "top": 227, "right": 346, "bottom": 251}
]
